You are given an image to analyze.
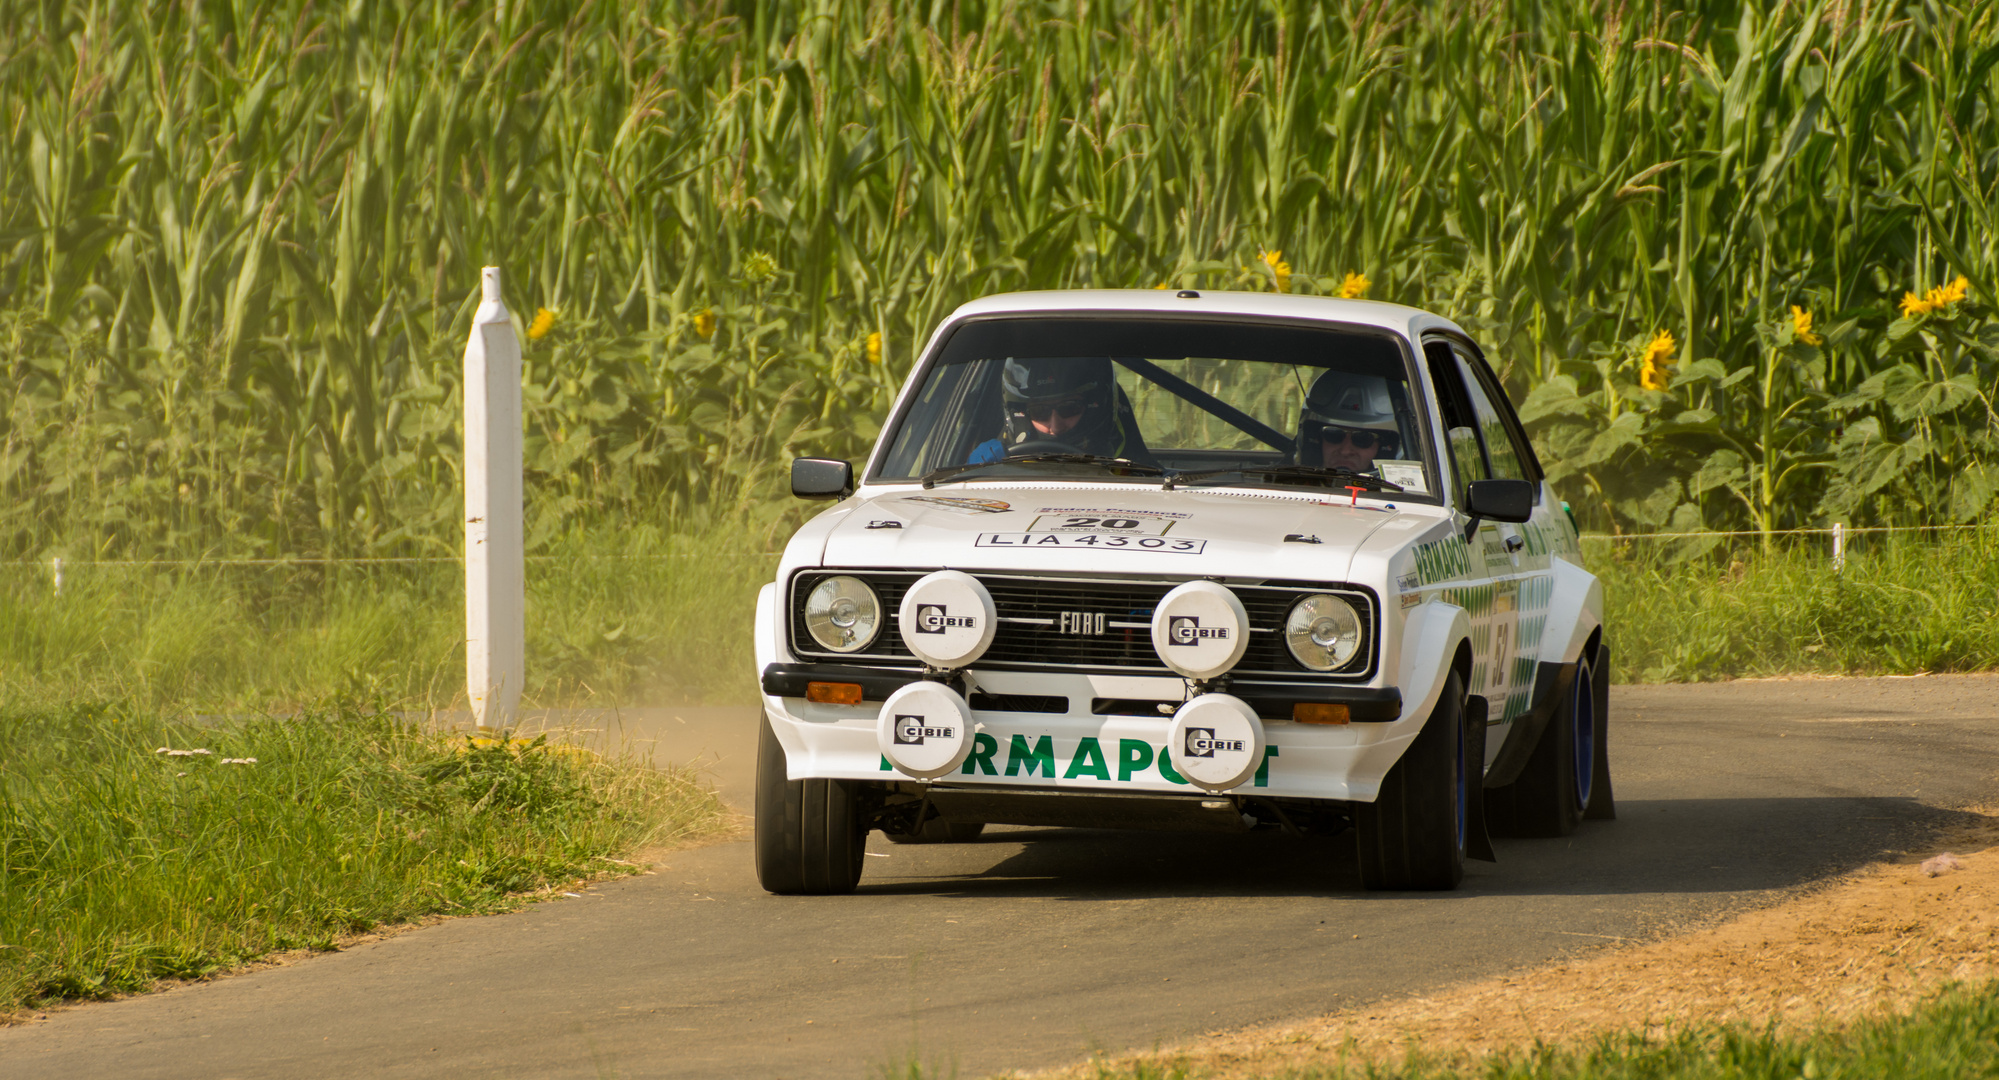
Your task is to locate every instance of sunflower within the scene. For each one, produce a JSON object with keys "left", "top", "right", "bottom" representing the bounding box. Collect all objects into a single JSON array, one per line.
[
  {"left": 1337, "top": 272, "right": 1371, "bottom": 299},
  {"left": 1901, "top": 275, "right": 1972, "bottom": 318},
  {"left": 692, "top": 308, "right": 716, "bottom": 338},
  {"left": 866, "top": 331, "right": 882, "bottom": 364},
  {"left": 527, "top": 307, "right": 557, "bottom": 341},
  {"left": 1258, "top": 249, "right": 1291, "bottom": 294},
  {"left": 1789, "top": 306, "right": 1822, "bottom": 346},
  {"left": 1639, "top": 329, "right": 1675, "bottom": 391}
]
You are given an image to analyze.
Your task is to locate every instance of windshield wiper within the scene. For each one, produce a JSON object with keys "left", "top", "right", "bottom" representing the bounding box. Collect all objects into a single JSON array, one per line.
[
  {"left": 1164, "top": 464, "right": 1405, "bottom": 493},
  {"left": 921, "top": 454, "right": 1165, "bottom": 489}
]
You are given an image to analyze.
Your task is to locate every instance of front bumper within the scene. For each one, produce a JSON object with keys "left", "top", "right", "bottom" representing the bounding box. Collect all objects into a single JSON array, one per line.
[
  {"left": 760, "top": 662, "right": 1403, "bottom": 721},
  {"left": 762, "top": 667, "right": 1420, "bottom": 803}
]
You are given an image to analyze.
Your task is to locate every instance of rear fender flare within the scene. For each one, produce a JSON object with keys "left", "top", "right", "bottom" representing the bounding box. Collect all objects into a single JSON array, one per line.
[
  {"left": 1537, "top": 556, "right": 1603, "bottom": 668},
  {"left": 1487, "top": 557, "right": 1603, "bottom": 786}
]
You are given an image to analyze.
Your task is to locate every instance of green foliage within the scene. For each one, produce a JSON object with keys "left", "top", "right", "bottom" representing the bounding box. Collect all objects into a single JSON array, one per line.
[
  {"left": 2, "top": 1, "right": 1997, "bottom": 557},
  {"left": 1597, "top": 528, "right": 1999, "bottom": 681},
  {"left": 0, "top": 527, "right": 776, "bottom": 710},
  {"left": 0, "top": 699, "right": 730, "bottom": 1009}
]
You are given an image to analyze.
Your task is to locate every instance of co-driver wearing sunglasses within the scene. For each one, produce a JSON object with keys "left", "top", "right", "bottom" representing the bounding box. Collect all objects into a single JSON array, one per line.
[{"left": 1317, "top": 424, "right": 1397, "bottom": 473}]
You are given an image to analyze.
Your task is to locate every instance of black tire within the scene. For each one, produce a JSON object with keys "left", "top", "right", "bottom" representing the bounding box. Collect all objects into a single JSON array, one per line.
[
  {"left": 753, "top": 714, "right": 867, "bottom": 895},
  {"left": 1486, "top": 649, "right": 1598, "bottom": 838},
  {"left": 1584, "top": 642, "right": 1617, "bottom": 821},
  {"left": 884, "top": 818, "right": 987, "bottom": 844},
  {"left": 1355, "top": 670, "right": 1468, "bottom": 891}
]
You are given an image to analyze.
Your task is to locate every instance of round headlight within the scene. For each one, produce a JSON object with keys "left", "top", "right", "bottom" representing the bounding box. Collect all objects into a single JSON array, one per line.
[
  {"left": 804, "top": 576, "right": 881, "bottom": 653},
  {"left": 1284, "top": 594, "right": 1363, "bottom": 671}
]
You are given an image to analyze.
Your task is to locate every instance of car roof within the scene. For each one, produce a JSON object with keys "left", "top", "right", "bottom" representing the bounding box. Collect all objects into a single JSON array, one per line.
[{"left": 941, "top": 289, "right": 1467, "bottom": 342}]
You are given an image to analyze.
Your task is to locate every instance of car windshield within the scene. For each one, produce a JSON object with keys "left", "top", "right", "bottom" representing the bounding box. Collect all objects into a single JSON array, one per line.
[{"left": 872, "top": 316, "right": 1437, "bottom": 499}]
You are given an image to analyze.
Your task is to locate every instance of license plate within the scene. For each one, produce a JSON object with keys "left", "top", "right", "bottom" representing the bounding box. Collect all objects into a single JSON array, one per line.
[{"left": 975, "top": 533, "right": 1206, "bottom": 553}]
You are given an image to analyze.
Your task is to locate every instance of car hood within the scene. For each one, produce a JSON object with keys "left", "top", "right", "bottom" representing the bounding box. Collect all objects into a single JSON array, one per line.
[{"left": 813, "top": 484, "right": 1419, "bottom": 582}]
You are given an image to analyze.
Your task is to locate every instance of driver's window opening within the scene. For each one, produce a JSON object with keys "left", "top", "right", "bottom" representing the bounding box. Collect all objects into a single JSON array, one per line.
[{"left": 874, "top": 318, "right": 1436, "bottom": 499}]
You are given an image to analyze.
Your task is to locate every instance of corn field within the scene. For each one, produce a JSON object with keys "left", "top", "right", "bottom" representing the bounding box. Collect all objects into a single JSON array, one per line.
[{"left": 2, "top": 0, "right": 1995, "bottom": 560}]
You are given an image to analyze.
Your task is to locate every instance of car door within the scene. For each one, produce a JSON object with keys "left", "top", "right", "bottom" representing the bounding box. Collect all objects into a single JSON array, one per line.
[
  {"left": 1420, "top": 339, "right": 1511, "bottom": 721},
  {"left": 1440, "top": 338, "right": 1555, "bottom": 728}
]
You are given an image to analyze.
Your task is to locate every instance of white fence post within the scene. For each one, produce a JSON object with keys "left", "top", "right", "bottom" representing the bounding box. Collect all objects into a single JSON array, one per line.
[
  {"left": 50, "top": 556, "right": 62, "bottom": 596},
  {"left": 1831, "top": 522, "right": 1845, "bottom": 572},
  {"left": 464, "top": 267, "right": 525, "bottom": 733}
]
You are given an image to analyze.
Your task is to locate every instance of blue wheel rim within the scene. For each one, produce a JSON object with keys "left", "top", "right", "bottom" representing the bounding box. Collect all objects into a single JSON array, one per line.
[{"left": 1572, "top": 664, "right": 1595, "bottom": 808}]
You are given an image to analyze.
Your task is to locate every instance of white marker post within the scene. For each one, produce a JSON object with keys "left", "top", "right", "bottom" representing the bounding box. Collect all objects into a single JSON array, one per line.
[
  {"left": 1830, "top": 521, "right": 1845, "bottom": 572},
  {"left": 464, "top": 267, "right": 525, "bottom": 733}
]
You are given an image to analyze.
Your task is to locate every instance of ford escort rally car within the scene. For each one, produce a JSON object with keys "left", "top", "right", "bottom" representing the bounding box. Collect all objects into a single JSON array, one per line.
[{"left": 754, "top": 289, "right": 1613, "bottom": 894}]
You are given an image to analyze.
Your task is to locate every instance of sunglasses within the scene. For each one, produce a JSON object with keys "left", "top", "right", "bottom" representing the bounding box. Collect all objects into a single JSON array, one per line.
[
  {"left": 1321, "top": 427, "right": 1392, "bottom": 451},
  {"left": 1027, "top": 398, "right": 1088, "bottom": 423}
]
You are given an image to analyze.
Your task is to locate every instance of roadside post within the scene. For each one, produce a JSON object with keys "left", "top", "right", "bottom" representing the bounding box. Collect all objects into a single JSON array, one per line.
[{"left": 464, "top": 266, "right": 525, "bottom": 733}]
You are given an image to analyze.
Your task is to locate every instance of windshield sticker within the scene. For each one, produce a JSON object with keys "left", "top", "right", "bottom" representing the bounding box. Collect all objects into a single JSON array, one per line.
[
  {"left": 1027, "top": 511, "right": 1184, "bottom": 535},
  {"left": 901, "top": 496, "right": 1012, "bottom": 515},
  {"left": 1375, "top": 460, "right": 1428, "bottom": 493},
  {"left": 977, "top": 533, "right": 1206, "bottom": 554}
]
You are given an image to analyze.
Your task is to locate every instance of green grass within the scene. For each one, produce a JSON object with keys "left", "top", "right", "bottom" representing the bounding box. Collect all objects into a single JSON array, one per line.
[
  {"left": 5, "top": 528, "right": 1997, "bottom": 717},
  {"left": 0, "top": 698, "right": 731, "bottom": 1011},
  {"left": 1073, "top": 981, "right": 1999, "bottom": 1079},
  {"left": 0, "top": 527, "right": 778, "bottom": 711},
  {"left": 1598, "top": 529, "right": 1999, "bottom": 682}
]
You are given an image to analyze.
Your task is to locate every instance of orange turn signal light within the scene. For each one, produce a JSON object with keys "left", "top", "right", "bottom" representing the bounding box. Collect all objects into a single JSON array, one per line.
[
  {"left": 806, "top": 681, "right": 865, "bottom": 705},
  {"left": 1293, "top": 703, "right": 1350, "bottom": 725}
]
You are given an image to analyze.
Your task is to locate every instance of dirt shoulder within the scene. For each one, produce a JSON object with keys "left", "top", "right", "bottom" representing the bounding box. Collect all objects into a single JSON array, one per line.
[{"left": 1030, "top": 808, "right": 1999, "bottom": 1078}]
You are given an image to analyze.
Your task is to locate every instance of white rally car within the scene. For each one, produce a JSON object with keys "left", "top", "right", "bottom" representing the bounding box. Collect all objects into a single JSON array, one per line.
[{"left": 753, "top": 289, "right": 1612, "bottom": 893}]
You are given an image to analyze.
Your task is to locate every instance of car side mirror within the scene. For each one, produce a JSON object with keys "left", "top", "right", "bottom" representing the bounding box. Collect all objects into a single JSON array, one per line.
[
  {"left": 1462, "top": 478, "right": 1535, "bottom": 540},
  {"left": 791, "top": 457, "right": 854, "bottom": 500}
]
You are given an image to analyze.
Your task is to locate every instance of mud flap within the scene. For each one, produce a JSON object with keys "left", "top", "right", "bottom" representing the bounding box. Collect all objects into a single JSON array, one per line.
[
  {"left": 1584, "top": 642, "right": 1617, "bottom": 821},
  {"left": 1464, "top": 694, "right": 1496, "bottom": 862}
]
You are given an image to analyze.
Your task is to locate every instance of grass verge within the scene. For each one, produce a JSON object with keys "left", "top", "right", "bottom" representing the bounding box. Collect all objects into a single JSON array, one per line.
[
  {"left": 5, "top": 530, "right": 1997, "bottom": 718},
  {"left": 0, "top": 526, "right": 778, "bottom": 710},
  {"left": 1062, "top": 980, "right": 1999, "bottom": 1079},
  {"left": 0, "top": 699, "right": 731, "bottom": 1012},
  {"left": 1595, "top": 528, "right": 1999, "bottom": 681}
]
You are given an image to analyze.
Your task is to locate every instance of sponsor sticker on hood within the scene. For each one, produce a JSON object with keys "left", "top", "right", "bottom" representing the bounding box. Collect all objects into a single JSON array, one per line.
[{"left": 897, "top": 496, "right": 1012, "bottom": 515}]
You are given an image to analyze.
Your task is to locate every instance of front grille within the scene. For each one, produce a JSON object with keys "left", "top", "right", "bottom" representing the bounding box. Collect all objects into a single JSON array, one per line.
[{"left": 789, "top": 571, "right": 1376, "bottom": 680}]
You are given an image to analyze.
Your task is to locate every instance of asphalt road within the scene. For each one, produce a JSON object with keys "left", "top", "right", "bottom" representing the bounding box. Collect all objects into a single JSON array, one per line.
[{"left": 6, "top": 676, "right": 1998, "bottom": 1079}]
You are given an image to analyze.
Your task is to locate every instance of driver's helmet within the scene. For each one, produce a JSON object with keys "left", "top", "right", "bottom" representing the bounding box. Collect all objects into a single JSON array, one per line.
[
  {"left": 1000, "top": 357, "right": 1116, "bottom": 448},
  {"left": 1299, "top": 369, "right": 1402, "bottom": 463}
]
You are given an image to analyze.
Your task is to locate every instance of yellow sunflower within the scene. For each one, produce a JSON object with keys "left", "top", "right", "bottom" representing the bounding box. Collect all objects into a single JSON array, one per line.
[
  {"left": 527, "top": 307, "right": 557, "bottom": 341},
  {"left": 1639, "top": 329, "right": 1676, "bottom": 391},
  {"left": 1258, "top": 249, "right": 1291, "bottom": 294},
  {"left": 1789, "top": 306, "right": 1822, "bottom": 346}
]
